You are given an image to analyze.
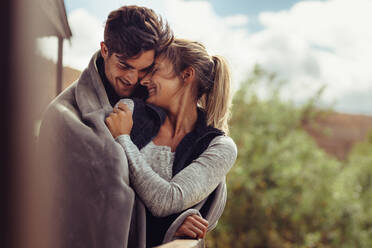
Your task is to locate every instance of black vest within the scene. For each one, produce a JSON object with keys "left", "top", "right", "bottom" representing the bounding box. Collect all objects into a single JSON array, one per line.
[{"left": 128, "top": 98, "right": 224, "bottom": 247}]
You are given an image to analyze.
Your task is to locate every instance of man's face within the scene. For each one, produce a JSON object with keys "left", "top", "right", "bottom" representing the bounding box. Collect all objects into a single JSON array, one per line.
[{"left": 100, "top": 42, "right": 155, "bottom": 97}]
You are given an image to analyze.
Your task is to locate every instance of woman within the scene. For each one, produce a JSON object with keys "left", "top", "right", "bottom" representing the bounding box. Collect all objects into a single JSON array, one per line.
[{"left": 105, "top": 38, "right": 237, "bottom": 246}]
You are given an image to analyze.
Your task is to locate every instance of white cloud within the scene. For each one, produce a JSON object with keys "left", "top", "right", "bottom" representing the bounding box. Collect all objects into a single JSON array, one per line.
[
  {"left": 253, "top": 0, "right": 372, "bottom": 113},
  {"left": 157, "top": 0, "right": 254, "bottom": 89},
  {"left": 38, "top": 0, "right": 372, "bottom": 114},
  {"left": 222, "top": 15, "right": 249, "bottom": 27},
  {"left": 150, "top": 0, "right": 372, "bottom": 113}
]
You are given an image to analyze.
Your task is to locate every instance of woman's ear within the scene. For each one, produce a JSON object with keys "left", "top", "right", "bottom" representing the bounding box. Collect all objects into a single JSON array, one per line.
[{"left": 181, "top": 67, "right": 195, "bottom": 84}]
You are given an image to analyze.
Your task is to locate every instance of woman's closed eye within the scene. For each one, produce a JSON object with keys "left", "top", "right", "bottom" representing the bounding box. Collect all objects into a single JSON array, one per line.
[{"left": 151, "top": 67, "right": 159, "bottom": 75}]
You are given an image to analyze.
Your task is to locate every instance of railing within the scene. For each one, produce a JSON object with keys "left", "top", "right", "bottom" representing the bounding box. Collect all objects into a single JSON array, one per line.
[{"left": 155, "top": 239, "right": 204, "bottom": 248}]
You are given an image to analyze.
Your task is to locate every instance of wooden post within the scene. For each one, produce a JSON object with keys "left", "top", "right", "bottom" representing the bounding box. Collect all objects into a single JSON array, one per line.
[
  {"left": 56, "top": 36, "right": 63, "bottom": 95},
  {"left": 0, "top": 0, "right": 12, "bottom": 246}
]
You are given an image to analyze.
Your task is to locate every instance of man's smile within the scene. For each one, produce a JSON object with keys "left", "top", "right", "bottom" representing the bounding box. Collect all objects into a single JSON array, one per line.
[{"left": 118, "top": 77, "right": 132, "bottom": 87}]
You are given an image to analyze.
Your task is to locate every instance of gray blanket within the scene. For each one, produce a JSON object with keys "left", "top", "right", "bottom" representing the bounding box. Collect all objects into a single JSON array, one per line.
[{"left": 38, "top": 51, "right": 227, "bottom": 248}]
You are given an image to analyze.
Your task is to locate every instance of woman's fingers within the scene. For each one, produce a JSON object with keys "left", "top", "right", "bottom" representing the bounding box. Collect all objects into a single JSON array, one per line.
[
  {"left": 109, "top": 112, "right": 118, "bottom": 119},
  {"left": 175, "top": 223, "right": 200, "bottom": 238},
  {"left": 186, "top": 215, "right": 208, "bottom": 238},
  {"left": 187, "top": 223, "right": 204, "bottom": 238},
  {"left": 176, "top": 227, "right": 197, "bottom": 238},
  {"left": 190, "top": 215, "right": 209, "bottom": 228},
  {"left": 175, "top": 215, "right": 209, "bottom": 239},
  {"left": 186, "top": 215, "right": 208, "bottom": 231},
  {"left": 111, "top": 106, "right": 131, "bottom": 120},
  {"left": 105, "top": 103, "right": 133, "bottom": 137},
  {"left": 104, "top": 116, "right": 111, "bottom": 126},
  {"left": 117, "top": 102, "right": 130, "bottom": 112}
]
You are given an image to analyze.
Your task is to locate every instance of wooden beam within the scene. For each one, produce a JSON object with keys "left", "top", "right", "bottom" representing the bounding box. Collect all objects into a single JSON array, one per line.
[
  {"left": 154, "top": 239, "right": 204, "bottom": 248},
  {"left": 56, "top": 36, "right": 63, "bottom": 95}
]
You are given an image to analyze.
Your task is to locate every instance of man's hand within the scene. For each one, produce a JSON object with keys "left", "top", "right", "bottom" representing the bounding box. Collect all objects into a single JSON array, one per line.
[
  {"left": 105, "top": 102, "right": 133, "bottom": 138},
  {"left": 175, "top": 215, "right": 209, "bottom": 239}
]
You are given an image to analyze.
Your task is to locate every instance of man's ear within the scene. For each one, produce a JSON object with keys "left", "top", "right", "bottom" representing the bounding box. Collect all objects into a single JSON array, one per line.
[
  {"left": 100, "top": 42, "right": 109, "bottom": 59},
  {"left": 181, "top": 67, "right": 195, "bottom": 84}
]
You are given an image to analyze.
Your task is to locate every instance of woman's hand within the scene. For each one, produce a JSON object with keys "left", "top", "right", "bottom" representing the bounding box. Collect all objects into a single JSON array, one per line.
[
  {"left": 105, "top": 102, "right": 133, "bottom": 138},
  {"left": 175, "top": 214, "right": 209, "bottom": 239}
]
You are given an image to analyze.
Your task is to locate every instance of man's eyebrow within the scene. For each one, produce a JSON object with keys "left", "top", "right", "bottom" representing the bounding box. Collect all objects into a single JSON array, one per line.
[
  {"left": 117, "top": 57, "right": 154, "bottom": 72},
  {"left": 140, "top": 62, "right": 155, "bottom": 72},
  {"left": 140, "top": 63, "right": 155, "bottom": 79},
  {"left": 118, "top": 60, "right": 135, "bottom": 69}
]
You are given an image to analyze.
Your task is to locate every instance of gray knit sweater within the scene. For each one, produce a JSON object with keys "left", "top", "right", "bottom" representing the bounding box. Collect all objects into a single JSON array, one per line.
[{"left": 115, "top": 99, "right": 237, "bottom": 217}]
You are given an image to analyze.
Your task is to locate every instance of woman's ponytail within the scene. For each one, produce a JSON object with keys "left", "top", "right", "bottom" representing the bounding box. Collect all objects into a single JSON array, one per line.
[{"left": 198, "top": 55, "right": 232, "bottom": 134}]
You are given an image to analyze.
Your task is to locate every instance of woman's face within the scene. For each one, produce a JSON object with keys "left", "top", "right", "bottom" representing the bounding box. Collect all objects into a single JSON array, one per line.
[{"left": 140, "top": 56, "right": 183, "bottom": 109}]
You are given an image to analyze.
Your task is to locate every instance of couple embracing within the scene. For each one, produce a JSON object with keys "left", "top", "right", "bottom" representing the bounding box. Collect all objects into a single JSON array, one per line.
[{"left": 39, "top": 5, "right": 237, "bottom": 248}]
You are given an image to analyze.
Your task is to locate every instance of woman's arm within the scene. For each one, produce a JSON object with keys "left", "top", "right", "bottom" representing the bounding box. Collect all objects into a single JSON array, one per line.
[
  {"left": 116, "top": 134, "right": 237, "bottom": 217},
  {"left": 106, "top": 99, "right": 210, "bottom": 239},
  {"left": 105, "top": 99, "right": 237, "bottom": 217}
]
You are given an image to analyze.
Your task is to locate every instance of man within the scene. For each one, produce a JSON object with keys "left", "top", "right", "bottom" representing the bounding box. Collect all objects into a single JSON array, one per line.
[
  {"left": 39, "top": 5, "right": 225, "bottom": 248},
  {"left": 98, "top": 6, "right": 165, "bottom": 101}
]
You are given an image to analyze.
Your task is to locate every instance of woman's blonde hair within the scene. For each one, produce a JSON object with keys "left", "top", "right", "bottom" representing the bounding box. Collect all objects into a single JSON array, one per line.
[{"left": 160, "top": 38, "right": 232, "bottom": 134}]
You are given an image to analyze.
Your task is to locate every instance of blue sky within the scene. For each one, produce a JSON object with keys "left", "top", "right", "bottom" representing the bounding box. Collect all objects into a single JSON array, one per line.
[
  {"left": 64, "top": 0, "right": 321, "bottom": 32},
  {"left": 209, "top": 0, "right": 321, "bottom": 19},
  {"left": 39, "top": 0, "right": 372, "bottom": 115},
  {"left": 64, "top": 0, "right": 307, "bottom": 14},
  {"left": 64, "top": 0, "right": 322, "bottom": 18},
  {"left": 210, "top": 0, "right": 327, "bottom": 31}
]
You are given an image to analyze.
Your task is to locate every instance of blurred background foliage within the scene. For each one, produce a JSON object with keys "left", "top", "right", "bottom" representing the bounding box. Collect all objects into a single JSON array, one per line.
[{"left": 206, "top": 66, "right": 372, "bottom": 248}]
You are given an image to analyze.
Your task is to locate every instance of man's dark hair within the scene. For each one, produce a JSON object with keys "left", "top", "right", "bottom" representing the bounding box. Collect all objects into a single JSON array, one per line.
[{"left": 104, "top": 5, "right": 173, "bottom": 60}]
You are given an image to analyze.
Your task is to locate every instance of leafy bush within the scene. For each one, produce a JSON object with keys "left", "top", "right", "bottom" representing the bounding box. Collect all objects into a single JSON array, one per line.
[
  {"left": 331, "top": 132, "right": 372, "bottom": 247},
  {"left": 207, "top": 66, "right": 372, "bottom": 248}
]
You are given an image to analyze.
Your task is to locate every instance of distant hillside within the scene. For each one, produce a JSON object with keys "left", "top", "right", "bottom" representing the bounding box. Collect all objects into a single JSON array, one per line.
[
  {"left": 303, "top": 112, "right": 372, "bottom": 160},
  {"left": 40, "top": 56, "right": 372, "bottom": 160}
]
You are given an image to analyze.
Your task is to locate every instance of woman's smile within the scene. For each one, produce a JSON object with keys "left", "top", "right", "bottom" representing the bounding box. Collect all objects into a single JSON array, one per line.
[{"left": 147, "top": 84, "right": 157, "bottom": 97}]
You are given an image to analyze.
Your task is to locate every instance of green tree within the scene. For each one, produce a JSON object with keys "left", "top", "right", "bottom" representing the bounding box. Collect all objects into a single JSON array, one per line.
[{"left": 207, "top": 66, "right": 347, "bottom": 248}]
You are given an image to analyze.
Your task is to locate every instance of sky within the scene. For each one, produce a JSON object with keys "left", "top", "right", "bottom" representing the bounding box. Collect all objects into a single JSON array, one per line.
[{"left": 38, "top": 0, "right": 372, "bottom": 115}]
